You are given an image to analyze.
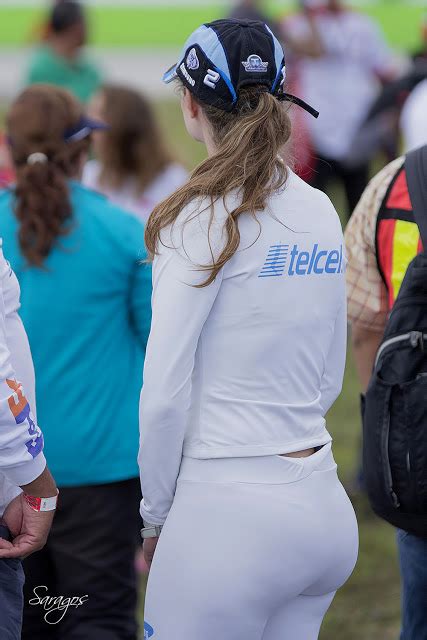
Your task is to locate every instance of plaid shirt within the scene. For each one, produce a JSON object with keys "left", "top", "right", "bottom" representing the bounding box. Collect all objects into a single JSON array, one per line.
[{"left": 344, "top": 157, "right": 404, "bottom": 332}]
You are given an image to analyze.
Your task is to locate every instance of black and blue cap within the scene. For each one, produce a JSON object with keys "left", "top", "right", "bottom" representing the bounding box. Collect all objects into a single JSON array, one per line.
[
  {"left": 163, "top": 19, "right": 319, "bottom": 117},
  {"left": 7, "top": 116, "right": 109, "bottom": 154},
  {"left": 64, "top": 116, "right": 109, "bottom": 142}
]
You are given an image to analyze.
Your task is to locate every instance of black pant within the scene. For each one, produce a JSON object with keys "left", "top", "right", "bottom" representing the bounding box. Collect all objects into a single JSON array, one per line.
[
  {"left": 22, "top": 478, "right": 141, "bottom": 640},
  {"left": 311, "top": 156, "right": 370, "bottom": 220},
  {"left": 0, "top": 526, "right": 24, "bottom": 640}
]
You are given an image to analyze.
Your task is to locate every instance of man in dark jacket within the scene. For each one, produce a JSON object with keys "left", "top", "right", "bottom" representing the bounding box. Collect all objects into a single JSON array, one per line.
[{"left": 345, "top": 151, "right": 427, "bottom": 640}]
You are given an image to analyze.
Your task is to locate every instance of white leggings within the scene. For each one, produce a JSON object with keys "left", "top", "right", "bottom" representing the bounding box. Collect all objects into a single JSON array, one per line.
[{"left": 143, "top": 443, "right": 359, "bottom": 640}]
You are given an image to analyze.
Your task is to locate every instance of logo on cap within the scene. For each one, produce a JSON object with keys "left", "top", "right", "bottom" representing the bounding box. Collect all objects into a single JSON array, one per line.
[
  {"left": 186, "top": 48, "right": 199, "bottom": 71},
  {"left": 242, "top": 54, "right": 269, "bottom": 73},
  {"left": 180, "top": 63, "right": 195, "bottom": 87},
  {"left": 281, "top": 65, "right": 287, "bottom": 86}
]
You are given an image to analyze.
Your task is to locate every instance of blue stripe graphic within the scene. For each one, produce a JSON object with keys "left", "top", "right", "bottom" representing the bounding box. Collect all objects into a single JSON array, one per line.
[
  {"left": 258, "top": 273, "right": 283, "bottom": 277},
  {"left": 258, "top": 244, "right": 289, "bottom": 278}
]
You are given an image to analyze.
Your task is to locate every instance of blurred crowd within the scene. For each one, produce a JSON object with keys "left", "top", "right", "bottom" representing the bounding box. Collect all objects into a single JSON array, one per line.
[
  {"left": 1, "top": 0, "right": 427, "bottom": 213},
  {"left": 1, "top": 0, "right": 427, "bottom": 637}
]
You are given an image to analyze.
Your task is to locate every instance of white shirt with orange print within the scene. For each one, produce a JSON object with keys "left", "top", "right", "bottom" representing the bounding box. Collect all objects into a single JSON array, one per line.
[{"left": 0, "top": 242, "right": 46, "bottom": 516}]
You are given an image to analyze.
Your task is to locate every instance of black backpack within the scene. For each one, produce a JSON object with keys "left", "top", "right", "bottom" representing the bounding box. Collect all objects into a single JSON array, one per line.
[{"left": 363, "top": 145, "right": 427, "bottom": 537}]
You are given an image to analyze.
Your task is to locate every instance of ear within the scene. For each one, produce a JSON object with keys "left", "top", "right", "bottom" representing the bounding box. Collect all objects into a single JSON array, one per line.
[{"left": 183, "top": 89, "right": 199, "bottom": 119}]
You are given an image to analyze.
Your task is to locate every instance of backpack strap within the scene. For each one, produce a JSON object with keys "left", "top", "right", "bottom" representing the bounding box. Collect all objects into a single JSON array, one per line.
[{"left": 405, "top": 145, "right": 427, "bottom": 248}]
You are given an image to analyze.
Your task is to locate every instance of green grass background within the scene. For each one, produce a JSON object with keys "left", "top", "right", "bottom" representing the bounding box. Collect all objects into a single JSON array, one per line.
[{"left": 0, "top": 2, "right": 424, "bottom": 52}]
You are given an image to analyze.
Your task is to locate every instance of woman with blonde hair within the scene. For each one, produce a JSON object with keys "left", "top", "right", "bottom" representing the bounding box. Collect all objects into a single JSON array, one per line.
[
  {"left": 139, "top": 19, "right": 359, "bottom": 640},
  {"left": 83, "top": 85, "right": 188, "bottom": 223}
]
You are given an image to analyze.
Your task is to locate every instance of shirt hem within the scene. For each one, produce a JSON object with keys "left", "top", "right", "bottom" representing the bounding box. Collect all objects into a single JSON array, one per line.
[
  {"left": 182, "top": 435, "right": 333, "bottom": 459},
  {"left": 3, "top": 452, "right": 47, "bottom": 487},
  {"left": 139, "top": 503, "right": 166, "bottom": 527},
  {"left": 53, "top": 468, "right": 140, "bottom": 489}
]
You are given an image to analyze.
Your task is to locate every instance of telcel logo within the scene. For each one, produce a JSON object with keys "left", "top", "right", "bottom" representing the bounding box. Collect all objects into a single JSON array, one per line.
[
  {"left": 259, "top": 244, "right": 344, "bottom": 278},
  {"left": 144, "top": 622, "right": 154, "bottom": 638}
]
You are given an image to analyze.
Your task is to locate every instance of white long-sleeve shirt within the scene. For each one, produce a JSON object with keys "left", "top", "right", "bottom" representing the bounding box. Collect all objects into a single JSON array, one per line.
[
  {"left": 0, "top": 242, "right": 46, "bottom": 516},
  {"left": 139, "top": 170, "right": 347, "bottom": 525}
]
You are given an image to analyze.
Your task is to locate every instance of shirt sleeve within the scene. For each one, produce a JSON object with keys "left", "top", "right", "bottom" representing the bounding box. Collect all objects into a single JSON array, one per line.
[
  {"left": 138, "top": 201, "right": 225, "bottom": 525},
  {"left": 319, "top": 296, "right": 347, "bottom": 416},
  {"left": 345, "top": 159, "right": 403, "bottom": 332},
  {"left": 0, "top": 251, "right": 46, "bottom": 487}
]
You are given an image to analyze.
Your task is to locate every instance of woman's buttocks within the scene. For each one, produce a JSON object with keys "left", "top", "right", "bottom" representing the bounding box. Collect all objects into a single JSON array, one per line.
[{"left": 174, "top": 445, "right": 358, "bottom": 596}]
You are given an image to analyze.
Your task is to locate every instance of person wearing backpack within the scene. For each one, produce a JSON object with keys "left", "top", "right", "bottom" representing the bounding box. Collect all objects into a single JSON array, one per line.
[{"left": 345, "top": 145, "right": 427, "bottom": 640}]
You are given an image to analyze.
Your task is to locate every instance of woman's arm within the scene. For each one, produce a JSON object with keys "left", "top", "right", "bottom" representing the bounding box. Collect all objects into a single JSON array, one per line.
[
  {"left": 138, "top": 207, "right": 224, "bottom": 526},
  {"left": 319, "top": 296, "right": 347, "bottom": 417},
  {"left": 351, "top": 323, "right": 383, "bottom": 392},
  {"left": 280, "top": 11, "right": 325, "bottom": 59}
]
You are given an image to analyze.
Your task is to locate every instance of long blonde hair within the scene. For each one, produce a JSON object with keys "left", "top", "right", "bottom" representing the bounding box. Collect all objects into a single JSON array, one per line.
[{"left": 145, "top": 86, "right": 292, "bottom": 287}]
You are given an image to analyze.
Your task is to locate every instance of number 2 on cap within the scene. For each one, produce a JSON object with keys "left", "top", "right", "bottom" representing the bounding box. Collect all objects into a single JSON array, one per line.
[{"left": 204, "top": 69, "right": 220, "bottom": 89}]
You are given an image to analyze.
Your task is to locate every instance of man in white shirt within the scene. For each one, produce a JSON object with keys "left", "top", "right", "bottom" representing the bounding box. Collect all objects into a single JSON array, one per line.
[
  {"left": 282, "top": 0, "right": 395, "bottom": 217},
  {"left": 0, "top": 244, "right": 57, "bottom": 640}
]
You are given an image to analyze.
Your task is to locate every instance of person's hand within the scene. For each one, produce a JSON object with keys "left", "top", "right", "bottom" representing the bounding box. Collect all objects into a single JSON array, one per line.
[
  {"left": 0, "top": 493, "right": 55, "bottom": 559},
  {"left": 0, "top": 494, "right": 23, "bottom": 537},
  {"left": 143, "top": 537, "right": 159, "bottom": 569}
]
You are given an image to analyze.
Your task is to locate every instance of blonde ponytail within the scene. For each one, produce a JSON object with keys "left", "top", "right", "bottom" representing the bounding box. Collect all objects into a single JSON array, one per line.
[{"left": 145, "top": 86, "right": 292, "bottom": 287}]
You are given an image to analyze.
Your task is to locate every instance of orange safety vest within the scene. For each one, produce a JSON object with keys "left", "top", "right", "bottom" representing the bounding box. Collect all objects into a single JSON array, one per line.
[{"left": 376, "top": 163, "right": 424, "bottom": 310}]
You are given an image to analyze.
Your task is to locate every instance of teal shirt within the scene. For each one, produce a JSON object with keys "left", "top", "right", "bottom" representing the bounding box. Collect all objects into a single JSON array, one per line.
[
  {"left": 0, "top": 183, "right": 152, "bottom": 487},
  {"left": 26, "top": 46, "right": 101, "bottom": 103}
]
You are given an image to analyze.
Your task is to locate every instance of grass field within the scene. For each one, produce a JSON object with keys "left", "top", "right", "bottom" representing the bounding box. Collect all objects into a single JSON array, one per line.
[
  {"left": 131, "top": 100, "right": 403, "bottom": 639},
  {"left": 0, "top": 2, "right": 424, "bottom": 52}
]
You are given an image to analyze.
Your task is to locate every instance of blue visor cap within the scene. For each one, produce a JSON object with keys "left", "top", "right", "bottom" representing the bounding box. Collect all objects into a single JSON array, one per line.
[
  {"left": 163, "top": 19, "right": 318, "bottom": 117},
  {"left": 64, "top": 116, "right": 109, "bottom": 143}
]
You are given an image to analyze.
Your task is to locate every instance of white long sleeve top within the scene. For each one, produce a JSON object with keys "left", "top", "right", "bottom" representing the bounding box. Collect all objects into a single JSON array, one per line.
[
  {"left": 139, "top": 170, "right": 347, "bottom": 525},
  {"left": 0, "top": 242, "right": 46, "bottom": 516}
]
